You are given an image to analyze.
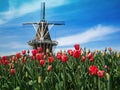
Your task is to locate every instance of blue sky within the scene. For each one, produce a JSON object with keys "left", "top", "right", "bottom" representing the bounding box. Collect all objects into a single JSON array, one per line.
[{"left": 0, "top": 0, "right": 120, "bottom": 56}]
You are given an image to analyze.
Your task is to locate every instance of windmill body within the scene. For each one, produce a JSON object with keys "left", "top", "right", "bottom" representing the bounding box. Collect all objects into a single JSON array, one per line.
[{"left": 24, "top": 2, "right": 64, "bottom": 53}]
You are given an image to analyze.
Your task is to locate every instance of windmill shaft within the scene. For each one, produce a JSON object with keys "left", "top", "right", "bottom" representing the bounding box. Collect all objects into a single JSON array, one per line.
[{"left": 41, "top": 2, "right": 45, "bottom": 20}]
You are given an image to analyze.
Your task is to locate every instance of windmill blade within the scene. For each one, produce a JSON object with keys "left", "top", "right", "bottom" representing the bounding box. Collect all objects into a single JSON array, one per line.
[
  {"left": 48, "top": 21, "right": 65, "bottom": 25},
  {"left": 32, "top": 24, "right": 38, "bottom": 33},
  {"left": 32, "top": 24, "right": 42, "bottom": 40},
  {"left": 23, "top": 22, "right": 40, "bottom": 25}
]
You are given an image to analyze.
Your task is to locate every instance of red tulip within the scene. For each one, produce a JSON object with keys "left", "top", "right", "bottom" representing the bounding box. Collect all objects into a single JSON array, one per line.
[
  {"left": 89, "top": 57, "right": 94, "bottom": 62},
  {"left": 48, "top": 56, "right": 54, "bottom": 64},
  {"left": 56, "top": 52, "right": 61, "bottom": 60},
  {"left": 22, "top": 50, "right": 26, "bottom": 55},
  {"left": 37, "top": 47, "right": 42, "bottom": 52},
  {"left": 1, "top": 59, "right": 9, "bottom": 65},
  {"left": 97, "top": 70, "right": 104, "bottom": 78},
  {"left": 47, "top": 65, "right": 52, "bottom": 72},
  {"left": 89, "top": 65, "right": 98, "bottom": 75},
  {"left": 36, "top": 53, "right": 43, "bottom": 60},
  {"left": 67, "top": 49, "right": 73, "bottom": 56},
  {"left": 61, "top": 54, "right": 68, "bottom": 63},
  {"left": 31, "top": 56, "right": 35, "bottom": 60},
  {"left": 32, "top": 49, "right": 38, "bottom": 56},
  {"left": 16, "top": 53, "right": 21, "bottom": 59},
  {"left": 81, "top": 56, "right": 86, "bottom": 62},
  {"left": 43, "top": 55, "right": 47, "bottom": 59},
  {"left": 10, "top": 68, "right": 16, "bottom": 75},
  {"left": 1, "top": 56, "right": 7, "bottom": 60},
  {"left": 74, "top": 44, "right": 80, "bottom": 50},
  {"left": 39, "top": 60, "right": 45, "bottom": 66},
  {"left": 87, "top": 52, "right": 93, "bottom": 59},
  {"left": 4, "top": 60, "right": 9, "bottom": 65},
  {"left": 73, "top": 50, "right": 81, "bottom": 59}
]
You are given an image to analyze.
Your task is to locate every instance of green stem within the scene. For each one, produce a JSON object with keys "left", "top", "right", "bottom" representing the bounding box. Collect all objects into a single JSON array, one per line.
[
  {"left": 108, "top": 76, "right": 111, "bottom": 90},
  {"left": 63, "top": 63, "right": 66, "bottom": 90},
  {"left": 98, "top": 78, "right": 101, "bottom": 90}
]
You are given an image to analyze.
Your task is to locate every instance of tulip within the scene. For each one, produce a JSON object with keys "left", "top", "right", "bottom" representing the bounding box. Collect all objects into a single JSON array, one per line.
[
  {"left": 1, "top": 59, "right": 9, "bottom": 65},
  {"left": 31, "top": 56, "right": 35, "bottom": 60},
  {"left": 37, "top": 47, "right": 42, "bottom": 52},
  {"left": 43, "top": 55, "right": 47, "bottom": 59},
  {"left": 1, "top": 56, "right": 7, "bottom": 60},
  {"left": 87, "top": 52, "right": 93, "bottom": 59},
  {"left": 10, "top": 68, "right": 16, "bottom": 75},
  {"left": 22, "top": 50, "right": 26, "bottom": 55},
  {"left": 81, "top": 56, "right": 86, "bottom": 62},
  {"left": 97, "top": 70, "right": 104, "bottom": 78},
  {"left": 38, "top": 76, "right": 41, "bottom": 83},
  {"left": 36, "top": 53, "right": 43, "bottom": 60},
  {"left": 48, "top": 56, "right": 54, "bottom": 64},
  {"left": 39, "top": 60, "right": 45, "bottom": 66},
  {"left": 61, "top": 54, "right": 68, "bottom": 63},
  {"left": 47, "top": 65, "right": 52, "bottom": 72},
  {"left": 89, "top": 65, "right": 98, "bottom": 75},
  {"left": 104, "top": 65, "right": 108, "bottom": 69},
  {"left": 89, "top": 57, "right": 94, "bottom": 62},
  {"left": 16, "top": 53, "right": 21, "bottom": 59},
  {"left": 74, "top": 44, "right": 80, "bottom": 50},
  {"left": 32, "top": 49, "right": 38, "bottom": 56},
  {"left": 56, "top": 52, "right": 61, "bottom": 60},
  {"left": 67, "top": 49, "right": 73, "bottom": 56},
  {"left": 73, "top": 50, "right": 81, "bottom": 59}
]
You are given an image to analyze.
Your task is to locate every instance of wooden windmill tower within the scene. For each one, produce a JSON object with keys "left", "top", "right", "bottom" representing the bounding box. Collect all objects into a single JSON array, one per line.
[{"left": 23, "top": 2, "right": 64, "bottom": 53}]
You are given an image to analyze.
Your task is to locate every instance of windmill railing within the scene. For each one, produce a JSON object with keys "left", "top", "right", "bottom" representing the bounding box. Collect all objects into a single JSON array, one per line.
[{"left": 28, "top": 40, "right": 58, "bottom": 46}]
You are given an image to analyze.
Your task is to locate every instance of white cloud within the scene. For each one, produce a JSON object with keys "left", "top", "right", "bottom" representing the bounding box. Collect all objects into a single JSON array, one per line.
[
  {"left": 56, "top": 24, "right": 120, "bottom": 46},
  {"left": 0, "top": 0, "right": 66, "bottom": 25}
]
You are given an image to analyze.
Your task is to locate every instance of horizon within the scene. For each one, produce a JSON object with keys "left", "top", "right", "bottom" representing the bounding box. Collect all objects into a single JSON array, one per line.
[{"left": 0, "top": 0, "right": 120, "bottom": 56}]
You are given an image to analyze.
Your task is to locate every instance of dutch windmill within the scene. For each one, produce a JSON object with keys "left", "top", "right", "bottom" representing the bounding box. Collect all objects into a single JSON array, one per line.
[{"left": 23, "top": 2, "right": 64, "bottom": 53}]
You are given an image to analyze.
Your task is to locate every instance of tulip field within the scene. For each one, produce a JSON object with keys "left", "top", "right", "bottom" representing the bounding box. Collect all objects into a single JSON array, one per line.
[{"left": 0, "top": 44, "right": 120, "bottom": 90}]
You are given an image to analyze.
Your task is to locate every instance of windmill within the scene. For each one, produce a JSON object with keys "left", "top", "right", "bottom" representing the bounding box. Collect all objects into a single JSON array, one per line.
[{"left": 23, "top": 2, "right": 64, "bottom": 53}]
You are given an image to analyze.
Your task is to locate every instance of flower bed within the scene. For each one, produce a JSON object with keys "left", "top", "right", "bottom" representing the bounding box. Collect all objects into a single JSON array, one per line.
[{"left": 0, "top": 44, "right": 120, "bottom": 90}]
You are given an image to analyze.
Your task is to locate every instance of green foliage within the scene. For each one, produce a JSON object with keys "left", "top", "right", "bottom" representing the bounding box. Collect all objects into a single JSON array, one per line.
[{"left": 0, "top": 48, "right": 120, "bottom": 90}]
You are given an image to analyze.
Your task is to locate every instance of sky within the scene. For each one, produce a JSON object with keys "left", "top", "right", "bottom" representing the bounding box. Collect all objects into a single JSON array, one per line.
[{"left": 0, "top": 0, "right": 120, "bottom": 56}]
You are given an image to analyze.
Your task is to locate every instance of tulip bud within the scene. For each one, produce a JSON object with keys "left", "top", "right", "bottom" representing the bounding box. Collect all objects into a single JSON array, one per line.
[
  {"left": 104, "top": 65, "right": 108, "bottom": 69},
  {"left": 28, "top": 80, "right": 33, "bottom": 85},
  {"left": 38, "top": 76, "right": 41, "bottom": 83},
  {"left": 106, "top": 73, "right": 110, "bottom": 80},
  {"left": 74, "top": 44, "right": 80, "bottom": 50},
  {"left": 47, "top": 65, "right": 52, "bottom": 72},
  {"left": 25, "top": 71, "right": 28, "bottom": 77},
  {"left": 10, "top": 68, "right": 16, "bottom": 75},
  {"left": 102, "top": 51, "right": 105, "bottom": 56},
  {"left": 46, "top": 48, "right": 49, "bottom": 53}
]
